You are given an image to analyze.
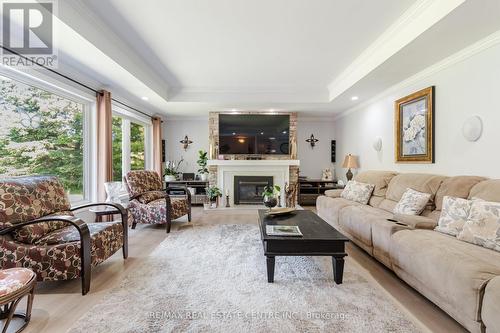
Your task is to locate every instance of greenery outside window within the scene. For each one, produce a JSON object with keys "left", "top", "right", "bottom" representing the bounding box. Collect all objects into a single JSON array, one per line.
[
  {"left": 112, "top": 108, "right": 150, "bottom": 183},
  {"left": 0, "top": 74, "right": 88, "bottom": 202}
]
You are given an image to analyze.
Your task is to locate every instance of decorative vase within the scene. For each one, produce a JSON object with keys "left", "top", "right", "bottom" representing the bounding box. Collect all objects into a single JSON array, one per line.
[
  {"left": 165, "top": 175, "right": 176, "bottom": 182},
  {"left": 200, "top": 173, "right": 208, "bottom": 181},
  {"left": 263, "top": 195, "right": 278, "bottom": 212},
  {"left": 210, "top": 198, "right": 218, "bottom": 209}
]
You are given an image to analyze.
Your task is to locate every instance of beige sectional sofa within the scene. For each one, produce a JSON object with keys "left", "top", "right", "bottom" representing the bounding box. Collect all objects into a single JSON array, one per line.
[{"left": 316, "top": 171, "right": 500, "bottom": 333}]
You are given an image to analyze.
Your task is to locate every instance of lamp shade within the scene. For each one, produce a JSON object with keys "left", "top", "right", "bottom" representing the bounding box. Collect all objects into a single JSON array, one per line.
[{"left": 342, "top": 154, "right": 359, "bottom": 169}]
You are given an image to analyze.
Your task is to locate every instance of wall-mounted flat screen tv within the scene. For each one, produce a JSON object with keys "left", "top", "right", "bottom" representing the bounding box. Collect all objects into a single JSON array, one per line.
[{"left": 218, "top": 114, "right": 290, "bottom": 155}]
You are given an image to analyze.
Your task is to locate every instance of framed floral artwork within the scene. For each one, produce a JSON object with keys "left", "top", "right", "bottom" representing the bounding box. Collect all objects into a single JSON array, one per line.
[{"left": 395, "top": 86, "right": 434, "bottom": 163}]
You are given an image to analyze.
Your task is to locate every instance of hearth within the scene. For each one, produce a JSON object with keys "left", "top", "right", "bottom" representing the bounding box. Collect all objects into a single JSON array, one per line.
[{"left": 234, "top": 176, "right": 273, "bottom": 205}]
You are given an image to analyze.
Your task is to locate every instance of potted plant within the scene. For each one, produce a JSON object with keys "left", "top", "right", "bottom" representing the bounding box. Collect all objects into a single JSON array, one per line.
[
  {"left": 206, "top": 185, "right": 222, "bottom": 208},
  {"left": 164, "top": 158, "right": 184, "bottom": 181},
  {"left": 197, "top": 150, "right": 209, "bottom": 181},
  {"left": 262, "top": 185, "right": 281, "bottom": 212}
]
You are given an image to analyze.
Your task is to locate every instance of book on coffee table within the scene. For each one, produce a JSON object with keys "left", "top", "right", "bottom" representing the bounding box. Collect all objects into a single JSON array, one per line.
[{"left": 265, "top": 225, "right": 303, "bottom": 237}]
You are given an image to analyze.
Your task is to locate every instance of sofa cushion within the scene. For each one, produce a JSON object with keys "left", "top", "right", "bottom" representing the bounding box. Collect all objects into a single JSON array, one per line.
[
  {"left": 340, "top": 181, "right": 374, "bottom": 204},
  {"left": 393, "top": 188, "right": 431, "bottom": 215},
  {"left": 371, "top": 219, "right": 410, "bottom": 268},
  {"left": 353, "top": 170, "right": 398, "bottom": 198},
  {"left": 482, "top": 276, "right": 500, "bottom": 333},
  {"left": 458, "top": 200, "right": 500, "bottom": 252},
  {"left": 316, "top": 196, "right": 362, "bottom": 228},
  {"left": 394, "top": 213, "right": 437, "bottom": 230},
  {"left": 469, "top": 179, "right": 500, "bottom": 202},
  {"left": 383, "top": 173, "right": 446, "bottom": 211},
  {"left": 390, "top": 229, "right": 500, "bottom": 333},
  {"left": 435, "top": 176, "right": 486, "bottom": 210},
  {"left": 324, "top": 189, "right": 343, "bottom": 198},
  {"left": 435, "top": 196, "right": 473, "bottom": 236},
  {"left": 339, "top": 205, "right": 393, "bottom": 254}
]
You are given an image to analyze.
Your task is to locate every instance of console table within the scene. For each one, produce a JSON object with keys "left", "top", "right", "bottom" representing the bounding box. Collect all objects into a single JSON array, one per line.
[{"left": 299, "top": 179, "right": 343, "bottom": 206}]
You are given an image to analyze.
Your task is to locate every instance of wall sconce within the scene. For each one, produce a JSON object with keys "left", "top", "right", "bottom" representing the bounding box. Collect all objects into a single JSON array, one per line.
[
  {"left": 180, "top": 135, "right": 193, "bottom": 151},
  {"left": 372, "top": 136, "right": 382, "bottom": 152},
  {"left": 305, "top": 134, "right": 319, "bottom": 148}
]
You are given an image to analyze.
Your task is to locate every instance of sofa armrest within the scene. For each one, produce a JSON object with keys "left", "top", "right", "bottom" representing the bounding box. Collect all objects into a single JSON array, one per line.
[
  {"left": 324, "top": 189, "right": 343, "bottom": 198},
  {"left": 482, "top": 276, "right": 500, "bottom": 333},
  {"left": 393, "top": 213, "right": 437, "bottom": 230}
]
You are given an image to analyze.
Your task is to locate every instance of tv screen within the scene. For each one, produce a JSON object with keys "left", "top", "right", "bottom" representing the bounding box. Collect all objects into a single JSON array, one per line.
[{"left": 218, "top": 114, "right": 290, "bottom": 155}]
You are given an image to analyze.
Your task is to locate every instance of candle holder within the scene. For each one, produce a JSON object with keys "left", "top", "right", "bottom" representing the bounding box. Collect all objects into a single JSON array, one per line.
[
  {"left": 225, "top": 195, "right": 230, "bottom": 208},
  {"left": 277, "top": 195, "right": 282, "bottom": 208}
]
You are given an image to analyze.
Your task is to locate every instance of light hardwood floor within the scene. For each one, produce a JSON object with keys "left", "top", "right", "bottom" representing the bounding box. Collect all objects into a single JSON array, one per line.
[{"left": 15, "top": 207, "right": 466, "bottom": 333}]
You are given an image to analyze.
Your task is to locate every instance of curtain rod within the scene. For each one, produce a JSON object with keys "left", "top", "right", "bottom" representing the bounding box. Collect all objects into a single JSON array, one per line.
[{"left": 0, "top": 45, "right": 154, "bottom": 120}]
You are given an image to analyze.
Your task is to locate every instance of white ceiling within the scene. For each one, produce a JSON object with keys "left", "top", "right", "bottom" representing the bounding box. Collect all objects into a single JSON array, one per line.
[{"left": 50, "top": 0, "right": 500, "bottom": 117}]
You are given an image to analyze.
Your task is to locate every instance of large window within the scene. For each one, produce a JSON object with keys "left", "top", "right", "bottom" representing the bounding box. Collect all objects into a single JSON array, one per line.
[
  {"left": 112, "top": 108, "right": 150, "bottom": 182},
  {"left": 0, "top": 74, "right": 87, "bottom": 201},
  {"left": 130, "top": 122, "right": 145, "bottom": 170},
  {"left": 112, "top": 116, "right": 123, "bottom": 181}
]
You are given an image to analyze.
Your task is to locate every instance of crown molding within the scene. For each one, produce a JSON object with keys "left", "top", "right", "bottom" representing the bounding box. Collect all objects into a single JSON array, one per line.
[
  {"left": 333, "top": 29, "right": 500, "bottom": 122},
  {"left": 327, "top": 0, "right": 465, "bottom": 102}
]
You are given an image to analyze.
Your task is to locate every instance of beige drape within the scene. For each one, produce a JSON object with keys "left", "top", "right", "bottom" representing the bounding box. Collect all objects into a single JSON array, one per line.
[
  {"left": 152, "top": 117, "right": 163, "bottom": 178},
  {"left": 96, "top": 90, "right": 113, "bottom": 202}
]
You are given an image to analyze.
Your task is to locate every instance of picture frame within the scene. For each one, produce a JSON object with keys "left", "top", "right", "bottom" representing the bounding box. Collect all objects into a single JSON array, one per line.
[{"left": 395, "top": 86, "right": 435, "bottom": 163}]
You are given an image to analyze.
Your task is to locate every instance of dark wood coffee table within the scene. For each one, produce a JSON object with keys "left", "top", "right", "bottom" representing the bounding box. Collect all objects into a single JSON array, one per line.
[{"left": 258, "top": 209, "right": 349, "bottom": 284}]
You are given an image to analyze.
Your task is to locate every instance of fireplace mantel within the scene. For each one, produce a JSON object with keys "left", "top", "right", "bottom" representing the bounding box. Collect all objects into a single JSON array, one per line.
[
  {"left": 207, "top": 160, "right": 300, "bottom": 167},
  {"left": 207, "top": 160, "right": 300, "bottom": 206}
]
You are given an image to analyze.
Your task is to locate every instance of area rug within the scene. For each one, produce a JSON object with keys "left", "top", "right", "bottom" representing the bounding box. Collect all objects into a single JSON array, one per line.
[{"left": 69, "top": 224, "right": 420, "bottom": 333}]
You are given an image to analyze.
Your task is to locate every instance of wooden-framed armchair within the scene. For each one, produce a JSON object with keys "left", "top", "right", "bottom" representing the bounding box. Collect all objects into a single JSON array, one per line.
[
  {"left": 124, "top": 170, "right": 191, "bottom": 233},
  {"left": 0, "top": 176, "right": 128, "bottom": 295}
]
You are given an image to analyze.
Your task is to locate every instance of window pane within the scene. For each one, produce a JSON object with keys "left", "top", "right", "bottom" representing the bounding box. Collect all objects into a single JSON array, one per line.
[
  {"left": 112, "top": 116, "right": 122, "bottom": 181},
  {"left": 0, "top": 76, "right": 85, "bottom": 200},
  {"left": 130, "top": 122, "right": 145, "bottom": 170}
]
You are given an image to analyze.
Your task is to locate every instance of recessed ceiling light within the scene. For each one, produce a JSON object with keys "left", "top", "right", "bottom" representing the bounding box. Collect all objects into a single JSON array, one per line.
[
  {"left": 351, "top": 96, "right": 359, "bottom": 101},
  {"left": 232, "top": 132, "right": 236, "bottom": 135},
  {"left": 141, "top": 96, "right": 149, "bottom": 101},
  {"left": 260, "top": 132, "right": 264, "bottom": 135},
  {"left": 282, "top": 131, "right": 287, "bottom": 134}
]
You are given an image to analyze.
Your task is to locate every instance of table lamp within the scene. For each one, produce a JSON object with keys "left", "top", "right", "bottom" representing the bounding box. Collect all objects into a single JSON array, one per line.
[{"left": 342, "top": 154, "right": 359, "bottom": 181}]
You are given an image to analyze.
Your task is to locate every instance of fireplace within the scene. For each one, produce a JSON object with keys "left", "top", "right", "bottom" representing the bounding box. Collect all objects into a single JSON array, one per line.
[{"left": 234, "top": 176, "right": 273, "bottom": 205}]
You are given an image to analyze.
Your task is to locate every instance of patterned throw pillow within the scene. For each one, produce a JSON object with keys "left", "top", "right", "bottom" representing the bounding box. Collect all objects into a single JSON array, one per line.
[
  {"left": 435, "top": 196, "right": 473, "bottom": 236},
  {"left": 340, "top": 181, "right": 375, "bottom": 205},
  {"left": 457, "top": 200, "right": 500, "bottom": 252},
  {"left": 393, "top": 188, "right": 431, "bottom": 215}
]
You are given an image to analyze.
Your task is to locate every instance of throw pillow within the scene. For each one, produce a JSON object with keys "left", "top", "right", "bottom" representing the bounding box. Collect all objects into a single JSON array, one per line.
[
  {"left": 435, "top": 196, "right": 473, "bottom": 236},
  {"left": 393, "top": 188, "right": 431, "bottom": 215},
  {"left": 340, "top": 180, "right": 375, "bottom": 205},
  {"left": 457, "top": 200, "right": 500, "bottom": 252}
]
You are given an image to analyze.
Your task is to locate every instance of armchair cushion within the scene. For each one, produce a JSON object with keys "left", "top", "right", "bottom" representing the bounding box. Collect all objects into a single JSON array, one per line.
[
  {"left": 0, "top": 176, "right": 72, "bottom": 244},
  {"left": 136, "top": 190, "right": 166, "bottom": 204},
  {"left": 124, "top": 170, "right": 162, "bottom": 198},
  {"left": 129, "top": 197, "right": 189, "bottom": 225},
  {"left": 0, "top": 221, "right": 124, "bottom": 281}
]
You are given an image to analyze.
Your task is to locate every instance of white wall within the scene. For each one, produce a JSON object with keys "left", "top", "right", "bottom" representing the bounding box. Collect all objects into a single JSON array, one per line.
[
  {"left": 297, "top": 118, "right": 335, "bottom": 179},
  {"left": 333, "top": 41, "right": 500, "bottom": 181},
  {"left": 163, "top": 118, "right": 209, "bottom": 173}
]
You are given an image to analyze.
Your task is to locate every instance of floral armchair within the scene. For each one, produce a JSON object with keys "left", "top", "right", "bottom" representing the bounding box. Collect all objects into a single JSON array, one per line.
[
  {"left": 124, "top": 170, "right": 191, "bottom": 233},
  {"left": 0, "top": 176, "right": 128, "bottom": 295}
]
